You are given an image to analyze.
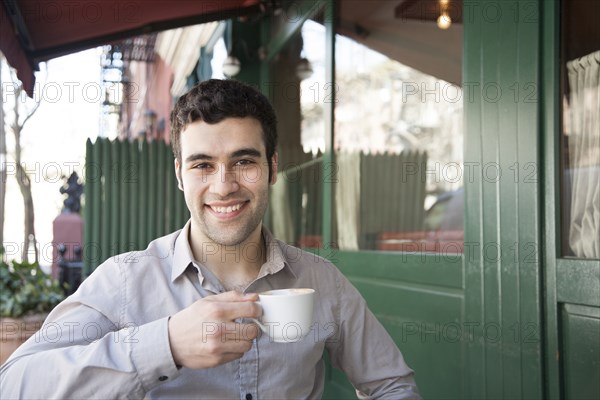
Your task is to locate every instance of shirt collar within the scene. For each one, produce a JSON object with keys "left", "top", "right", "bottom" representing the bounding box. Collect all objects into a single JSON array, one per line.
[
  {"left": 171, "top": 220, "right": 195, "bottom": 282},
  {"left": 170, "top": 221, "right": 297, "bottom": 282},
  {"left": 259, "top": 226, "right": 297, "bottom": 279}
]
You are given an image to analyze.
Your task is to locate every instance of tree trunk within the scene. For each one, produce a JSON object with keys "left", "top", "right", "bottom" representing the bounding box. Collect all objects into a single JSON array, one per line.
[
  {"left": 15, "top": 163, "right": 37, "bottom": 263},
  {"left": 10, "top": 85, "right": 39, "bottom": 263}
]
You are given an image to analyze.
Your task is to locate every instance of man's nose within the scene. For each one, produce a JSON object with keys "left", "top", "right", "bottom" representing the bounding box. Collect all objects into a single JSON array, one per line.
[{"left": 209, "top": 166, "right": 240, "bottom": 197}]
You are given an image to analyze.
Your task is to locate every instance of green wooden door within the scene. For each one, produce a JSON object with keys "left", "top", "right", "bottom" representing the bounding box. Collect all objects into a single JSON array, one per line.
[{"left": 542, "top": 1, "right": 600, "bottom": 399}]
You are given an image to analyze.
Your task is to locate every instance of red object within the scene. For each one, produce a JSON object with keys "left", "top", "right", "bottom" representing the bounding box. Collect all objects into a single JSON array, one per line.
[
  {"left": 376, "top": 230, "right": 464, "bottom": 253},
  {"left": 51, "top": 213, "right": 84, "bottom": 279},
  {"left": 297, "top": 235, "right": 323, "bottom": 249}
]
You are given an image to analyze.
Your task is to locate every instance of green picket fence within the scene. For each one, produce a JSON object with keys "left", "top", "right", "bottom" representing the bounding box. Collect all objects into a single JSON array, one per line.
[{"left": 83, "top": 138, "right": 189, "bottom": 276}]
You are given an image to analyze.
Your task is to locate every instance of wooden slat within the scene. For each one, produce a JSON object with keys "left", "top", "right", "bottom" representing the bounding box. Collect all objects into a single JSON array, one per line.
[
  {"left": 128, "top": 141, "right": 139, "bottom": 249},
  {"left": 119, "top": 140, "right": 131, "bottom": 253},
  {"left": 90, "top": 138, "right": 102, "bottom": 269},
  {"left": 83, "top": 138, "right": 94, "bottom": 276},
  {"left": 110, "top": 140, "right": 120, "bottom": 258},
  {"left": 147, "top": 141, "right": 157, "bottom": 241},
  {"left": 100, "top": 139, "right": 112, "bottom": 264},
  {"left": 156, "top": 141, "right": 166, "bottom": 236}
]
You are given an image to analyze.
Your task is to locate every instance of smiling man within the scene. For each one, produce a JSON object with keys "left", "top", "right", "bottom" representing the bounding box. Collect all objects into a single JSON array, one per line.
[{"left": 0, "top": 79, "right": 420, "bottom": 399}]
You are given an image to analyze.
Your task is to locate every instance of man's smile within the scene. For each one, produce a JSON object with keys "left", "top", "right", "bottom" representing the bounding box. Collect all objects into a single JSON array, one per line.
[{"left": 205, "top": 201, "right": 248, "bottom": 218}]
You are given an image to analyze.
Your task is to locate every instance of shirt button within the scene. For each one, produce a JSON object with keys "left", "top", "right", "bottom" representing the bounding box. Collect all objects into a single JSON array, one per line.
[
  {"left": 158, "top": 376, "right": 168, "bottom": 382},
  {"left": 245, "top": 394, "right": 253, "bottom": 400}
]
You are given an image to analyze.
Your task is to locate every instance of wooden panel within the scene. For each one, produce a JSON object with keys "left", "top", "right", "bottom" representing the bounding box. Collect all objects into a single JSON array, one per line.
[
  {"left": 330, "top": 250, "right": 462, "bottom": 289},
  {"left": 147, "top": 141, "right": 157, "bottom": 241},
  {"left": 137, "top": 141, "right": 148, "bottom": 247},
  {"left": 82, "top": 139, "right": 94, "bottom": 276},
  {"left": 118, "top": 140, "right": 131, "bottom": 253},
  {"left": 353, "top": 279, "right": 464, "bottom": 399},
  {"left": 325, "top": 250, "right": 464, "bottom": 399},
  {"left": 100, "top": 139, "right": 112, "bottom": 263},
  {"left": 557, "top": 259, "right": 600, "bottom": 307},
  {"left": 540, "top": 0, "right": 561, "bottom": 395},
  {"left": 128, "top": 141, "right": 139, "bottom": 249},
  {"left": 83, "top": 139, "right": 186, "bottom": 272},
  {"left": 464, "top": 0, "right": 543, "bottom": 398},
  {"left": 561, "top": 304, "right": 600, "bottom": 399},
  {"left": 167, "top": 155, "right": 177, "bottom": 233},
  {"left": 90, "top": 138, "right": 102, "bottom": 268},
  {"left": 156, "top": 142, "right": 166, "bottom": 236},
  {"left": 109, "top": 140, "right": 121, "bottom": 257}
]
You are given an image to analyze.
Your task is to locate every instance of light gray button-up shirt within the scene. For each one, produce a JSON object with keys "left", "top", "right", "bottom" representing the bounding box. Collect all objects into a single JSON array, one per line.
[{"left": 0, "top": 222, "right": 420, "bottom": 399}]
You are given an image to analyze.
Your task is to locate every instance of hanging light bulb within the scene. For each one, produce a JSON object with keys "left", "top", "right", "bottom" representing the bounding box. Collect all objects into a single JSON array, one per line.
[
  {"left": 222, "top": 55, "right": 241, "bottom": 77},
  {"left": 437, "top": 0, "right": 452, "bottom": 30},
  {"left": 437, "top": 11, "right": 452, "bottom": 29}
]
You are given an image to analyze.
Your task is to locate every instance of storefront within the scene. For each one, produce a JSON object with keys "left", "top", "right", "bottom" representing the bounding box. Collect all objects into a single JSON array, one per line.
[{"left": 218, "top": 1, "right": 598, "bottom": 398}]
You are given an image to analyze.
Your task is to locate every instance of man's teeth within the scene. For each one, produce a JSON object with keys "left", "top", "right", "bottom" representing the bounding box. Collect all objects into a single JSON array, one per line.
[{"left": 212, "top": 203, "right": 243, "bottom": 213}]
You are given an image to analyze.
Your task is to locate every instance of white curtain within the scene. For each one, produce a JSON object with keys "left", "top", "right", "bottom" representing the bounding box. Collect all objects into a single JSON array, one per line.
[
  {"left": 566, "top": 50, "right": 600, "bottom": 259},
  {"left": 335, "top": 152, "right": 360, "bottom": 250}
]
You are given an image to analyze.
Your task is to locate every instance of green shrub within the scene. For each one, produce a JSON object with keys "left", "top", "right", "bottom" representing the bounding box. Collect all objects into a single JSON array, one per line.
[{"left": 0, "top": 256, "right": 65, "bottom": 318}]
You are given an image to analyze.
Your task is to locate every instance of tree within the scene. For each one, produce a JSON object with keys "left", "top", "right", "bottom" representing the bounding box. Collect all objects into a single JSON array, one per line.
[{"left": 0, "top": 55, "right": 41, "bottom": 262}]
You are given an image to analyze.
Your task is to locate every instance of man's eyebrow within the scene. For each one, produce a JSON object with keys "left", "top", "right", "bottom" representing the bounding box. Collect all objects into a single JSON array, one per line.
[
  {"left": 184, "top": 148, "right": 262, "bottom": 163},
  {"left": 185, "top": 153, "right": 213, "bottom": 163},
  {"left": 231, "top": 148, "right": 262, "bottom": 158}
]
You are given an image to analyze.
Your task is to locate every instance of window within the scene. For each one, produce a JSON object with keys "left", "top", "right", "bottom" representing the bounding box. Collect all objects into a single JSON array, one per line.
[
  {"left": 332, "top": 28, "right": 464, "bottom": 253},
  {"left": 560, "top": 0, "right": 600, "bottom": 259},
  {"left": 269, "top": 19, "right": 326, "bottom": 247},
  {"left": 268, "top": 3, "right": 465, "bottom": 255}
]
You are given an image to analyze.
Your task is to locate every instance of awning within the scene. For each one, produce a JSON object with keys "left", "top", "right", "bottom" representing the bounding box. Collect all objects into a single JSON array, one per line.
[{"left": 0, "top": 0, "right": 261, "bottom": 96}]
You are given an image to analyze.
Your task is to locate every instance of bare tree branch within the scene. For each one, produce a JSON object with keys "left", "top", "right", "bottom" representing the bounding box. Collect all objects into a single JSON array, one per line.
[{"left": 3, "top": 65, "right": 42, "bottom": 262}]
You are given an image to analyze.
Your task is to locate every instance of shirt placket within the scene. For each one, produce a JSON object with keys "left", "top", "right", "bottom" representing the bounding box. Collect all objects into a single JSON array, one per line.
[{"left": 238, "top": 338, "right": 259, "bottom": 400}]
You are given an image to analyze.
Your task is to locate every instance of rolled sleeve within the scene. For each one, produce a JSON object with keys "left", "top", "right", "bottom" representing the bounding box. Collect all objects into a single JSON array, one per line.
[{"left": 131, "top": 316, "right": 181, "bottom": 392}]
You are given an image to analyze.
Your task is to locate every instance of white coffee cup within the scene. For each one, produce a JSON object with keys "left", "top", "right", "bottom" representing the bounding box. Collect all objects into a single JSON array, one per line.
[{"left": 251, "top": 288, "right": 315, "bottom": 343}]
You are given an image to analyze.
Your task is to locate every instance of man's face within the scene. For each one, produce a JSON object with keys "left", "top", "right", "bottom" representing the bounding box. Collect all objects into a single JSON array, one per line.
[{"left": 175, "top": 117, "right": 277, "bottom": 247}]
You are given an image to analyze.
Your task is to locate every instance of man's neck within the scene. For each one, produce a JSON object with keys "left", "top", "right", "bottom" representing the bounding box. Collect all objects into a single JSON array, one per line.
[{"left": 189, "top": 225, "right": 266, "bottom": 290}]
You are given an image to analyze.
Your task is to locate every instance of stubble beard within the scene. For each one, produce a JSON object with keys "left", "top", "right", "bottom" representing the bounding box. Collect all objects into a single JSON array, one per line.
[{"left": 197, "top": 195, "right": 269, "bottom": 247}]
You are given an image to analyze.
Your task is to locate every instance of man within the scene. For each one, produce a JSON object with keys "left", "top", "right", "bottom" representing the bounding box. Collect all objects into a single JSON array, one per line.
[{"left": 0, "top": 79, "right": 420, "bottom": 399}]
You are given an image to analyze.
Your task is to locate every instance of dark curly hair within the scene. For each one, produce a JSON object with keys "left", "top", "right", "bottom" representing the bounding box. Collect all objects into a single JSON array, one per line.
[{"left": 170, "top": 79, "right": 278, "bottom": 181}]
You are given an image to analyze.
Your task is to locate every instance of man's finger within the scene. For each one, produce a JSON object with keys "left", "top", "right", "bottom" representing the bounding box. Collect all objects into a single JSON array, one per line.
[
  {"left": 205, "top": 290, "right": 258, "bottom": 303},
  {"left": 220, "top": 322, "right": 259, "bottom": 342},
  {"left": 202, "top": 299, "right": 261, "bottom": 322}
]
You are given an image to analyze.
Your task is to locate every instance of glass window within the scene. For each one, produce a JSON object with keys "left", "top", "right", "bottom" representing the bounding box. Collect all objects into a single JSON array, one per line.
[
  {"left": 560, "top": 0, "right": 600, "bottom": 259},
  {"left": 269, "top": 19, "right": 326, "bottom": 248},
  {"left": 267, "top": 4, "right": 465, "bottom": 255},
  {"left": 333, "top": 24, "right": 464, "bottom": 253}
]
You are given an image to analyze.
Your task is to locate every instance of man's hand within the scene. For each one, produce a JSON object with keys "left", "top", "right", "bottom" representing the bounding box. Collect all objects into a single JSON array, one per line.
[{"left": 168, "top": 291, "right": 260, "bottom": 369}]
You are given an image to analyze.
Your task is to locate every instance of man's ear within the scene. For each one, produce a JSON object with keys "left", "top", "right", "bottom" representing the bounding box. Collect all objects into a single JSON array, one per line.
[
  {"left": 174, "top": 159, "right": 184, "bottom": 191},
  {"left": 270, "top": 152, "right": 279, "bottom": 185}
]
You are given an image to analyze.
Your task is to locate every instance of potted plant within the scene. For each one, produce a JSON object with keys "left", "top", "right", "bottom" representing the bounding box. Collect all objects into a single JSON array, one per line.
[{"left": 0, "top": 254, "right": 65, "bottom": 364}]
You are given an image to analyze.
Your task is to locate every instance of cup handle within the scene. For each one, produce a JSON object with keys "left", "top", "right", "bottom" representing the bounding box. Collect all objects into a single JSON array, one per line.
[
  {"left": 250, "top": 300, "right": 266, "bottom": 332},
  {"left": 249, "top": 318, "right": 266, "bottom": 332}
]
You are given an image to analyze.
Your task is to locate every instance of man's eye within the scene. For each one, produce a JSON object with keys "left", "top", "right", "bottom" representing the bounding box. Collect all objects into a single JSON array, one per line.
[
  {"left": 194, "top": 163, "right": 212, "bottom": 170},
  {"left": 236, "top": 159, "right": 255, "bottom": 166}
]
